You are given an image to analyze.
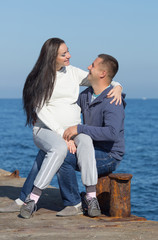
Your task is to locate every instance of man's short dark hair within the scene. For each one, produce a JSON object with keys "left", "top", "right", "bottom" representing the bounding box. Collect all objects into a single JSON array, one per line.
[{"left": 98, "top": 54, "right": 119, "bottom": 79}]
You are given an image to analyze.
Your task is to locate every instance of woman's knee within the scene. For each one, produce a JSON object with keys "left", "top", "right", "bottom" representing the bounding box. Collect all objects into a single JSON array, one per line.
[
  {"left": 50, "top": 141, "right": 68, "bottom": 159},
  {"left": 74, "top": 133, "right": 93, "bottom": 147}
]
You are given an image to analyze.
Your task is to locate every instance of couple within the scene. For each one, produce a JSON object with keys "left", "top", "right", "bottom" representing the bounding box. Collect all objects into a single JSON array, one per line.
[{"left": 0, "top": 38, "right": 125, "bottom": 218}]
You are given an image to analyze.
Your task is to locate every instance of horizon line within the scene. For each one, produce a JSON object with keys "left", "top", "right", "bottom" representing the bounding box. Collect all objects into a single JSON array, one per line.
[{"left": 0, "top": 97, "right": 158, "bottom": 100}]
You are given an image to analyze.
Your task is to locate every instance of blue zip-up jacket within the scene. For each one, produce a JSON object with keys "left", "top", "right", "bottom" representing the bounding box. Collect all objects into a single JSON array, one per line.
[{"left": 77, "top": 85, "right": 125, "bottom": 161}]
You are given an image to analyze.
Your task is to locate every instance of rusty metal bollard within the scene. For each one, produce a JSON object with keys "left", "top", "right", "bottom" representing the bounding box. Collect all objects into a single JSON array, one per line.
[
  {"left": 109, "top": 173, "right": 133, "bottom": 218},
  {"left": 96, "top": 174, "right": 110, "bottom": 214},
  {"left": 9, "top": 170, "right": 20, "bottom": 178}
]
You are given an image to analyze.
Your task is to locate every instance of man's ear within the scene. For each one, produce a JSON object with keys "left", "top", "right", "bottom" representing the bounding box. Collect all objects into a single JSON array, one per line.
[{"left": 100, "top": 70, "right": 107, "bottom": 78}]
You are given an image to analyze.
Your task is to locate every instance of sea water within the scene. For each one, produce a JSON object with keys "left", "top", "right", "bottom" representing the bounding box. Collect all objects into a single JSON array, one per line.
[{"left": 0, "top": 98, "right": 158, "bottom": 221}]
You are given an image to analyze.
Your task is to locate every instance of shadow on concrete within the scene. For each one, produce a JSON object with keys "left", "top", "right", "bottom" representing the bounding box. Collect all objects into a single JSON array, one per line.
[{"left": 0, "top": 186, "right": 64, "bottom": 212}]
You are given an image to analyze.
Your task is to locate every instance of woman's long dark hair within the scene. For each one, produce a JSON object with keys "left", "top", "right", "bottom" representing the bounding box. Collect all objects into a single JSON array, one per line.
[{"left": 23, "top": 38, "right": 65, "bottom": 126}]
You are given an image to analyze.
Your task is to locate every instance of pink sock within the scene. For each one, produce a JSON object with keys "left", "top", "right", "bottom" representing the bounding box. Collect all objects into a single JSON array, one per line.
[
  {"left": 30, "top": 193, "right": 40, "bottom": 204},
  {"left": 86, "top": 192, "right": 96, "bottom": 200}
]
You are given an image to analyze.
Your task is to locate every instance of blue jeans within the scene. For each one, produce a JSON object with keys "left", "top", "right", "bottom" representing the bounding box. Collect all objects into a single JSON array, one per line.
[{"left": 57, "top": 148, "right": 121, "bottom": 206}]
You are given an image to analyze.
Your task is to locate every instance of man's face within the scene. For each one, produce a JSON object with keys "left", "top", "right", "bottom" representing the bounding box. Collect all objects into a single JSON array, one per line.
[{"left": 87, "top": 57, "right": 103, "bottom": 82}]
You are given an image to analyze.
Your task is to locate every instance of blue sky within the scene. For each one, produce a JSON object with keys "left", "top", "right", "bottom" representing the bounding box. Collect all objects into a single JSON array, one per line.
[{"left": 0, "top": 0, "right": 158, "bottom": 98}]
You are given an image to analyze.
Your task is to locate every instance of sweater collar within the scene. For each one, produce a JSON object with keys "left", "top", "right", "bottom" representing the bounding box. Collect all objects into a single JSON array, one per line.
[{"left": 57, "top": 66, "right": 67, "bottom": 74}]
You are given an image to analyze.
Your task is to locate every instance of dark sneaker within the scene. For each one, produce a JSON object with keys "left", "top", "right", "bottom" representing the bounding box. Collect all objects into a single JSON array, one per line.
[
  {"left": 56, "top": 205, "right": 83, "bottom": 217},
  {"left": 20, "top": 195, "right": 37, "bottom": 219},
  {"left": 84, "top": 196, "right": 101, "bottom": 217}
]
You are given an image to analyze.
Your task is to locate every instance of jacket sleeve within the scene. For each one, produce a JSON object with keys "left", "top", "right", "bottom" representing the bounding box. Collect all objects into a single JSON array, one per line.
[
  {"left": 36, "top": 104, "right": 65, "bottom": 137},
  {"left": 77, "top": 103, "right": 124, "bottom": 141}
]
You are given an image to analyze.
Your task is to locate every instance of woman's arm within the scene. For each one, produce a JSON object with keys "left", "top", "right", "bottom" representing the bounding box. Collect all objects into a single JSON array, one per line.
[{"left": 73, "top": 66, "right": 123, "bottom": 104}]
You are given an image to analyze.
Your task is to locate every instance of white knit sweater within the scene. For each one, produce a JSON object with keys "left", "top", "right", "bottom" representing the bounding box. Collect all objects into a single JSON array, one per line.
[{"left": 34, "top": 65, "right": 120, "bottom": 136}]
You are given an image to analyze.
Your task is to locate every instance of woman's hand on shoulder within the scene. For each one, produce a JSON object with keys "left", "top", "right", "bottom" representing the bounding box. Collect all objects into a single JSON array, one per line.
[{"left": 107, "top": 85, "right": 122, "bottom": 105}]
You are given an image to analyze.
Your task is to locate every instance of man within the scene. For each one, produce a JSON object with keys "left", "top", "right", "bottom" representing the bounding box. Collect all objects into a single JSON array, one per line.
[{"left": 56, "top": 54, "right": 125, "bottom": 217}]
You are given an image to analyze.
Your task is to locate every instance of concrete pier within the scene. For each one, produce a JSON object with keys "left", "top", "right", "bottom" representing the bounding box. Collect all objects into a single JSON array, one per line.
[{"left": 0, "top": 169, "right": 158, "bottom": 240}]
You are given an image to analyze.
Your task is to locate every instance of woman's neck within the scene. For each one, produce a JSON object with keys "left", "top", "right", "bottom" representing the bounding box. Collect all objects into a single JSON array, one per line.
[{"left": 56, "top": 63, "right": 64, "bottom": 71}]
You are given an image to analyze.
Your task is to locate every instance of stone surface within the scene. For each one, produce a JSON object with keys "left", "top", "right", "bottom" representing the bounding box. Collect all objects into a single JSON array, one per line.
[
  {"left": 0, "top": 169, "right": 158, "bottom": 240},
  {"left": 0, "top": 169, "right": 11, "bottom": 177}
]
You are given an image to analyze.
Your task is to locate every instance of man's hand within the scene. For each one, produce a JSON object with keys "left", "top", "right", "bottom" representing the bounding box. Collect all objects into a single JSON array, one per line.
[
  {"left": 63, "top": 125, "right": 78, "bottom": 141},
  {"left": 107, "top": 85, "right": 122, "bottom": 105},
  {"left": 65, "top": 140, "right": 77, "bottom": 154}
]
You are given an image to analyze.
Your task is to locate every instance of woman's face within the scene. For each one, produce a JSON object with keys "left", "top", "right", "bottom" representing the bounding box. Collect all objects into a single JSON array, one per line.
[{"left": 56, "top": 43, "right": 71, "bottom": 71}]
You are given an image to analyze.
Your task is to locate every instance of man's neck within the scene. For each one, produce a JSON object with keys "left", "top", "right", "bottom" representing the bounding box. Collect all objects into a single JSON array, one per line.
[{"left": 92, "top": 83, "right": 110, "bottom": 95}]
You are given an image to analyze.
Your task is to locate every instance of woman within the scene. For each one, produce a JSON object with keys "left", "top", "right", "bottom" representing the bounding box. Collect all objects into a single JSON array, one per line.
[{"left": 0, "top": 38, "right": 122, "bottom": 218}]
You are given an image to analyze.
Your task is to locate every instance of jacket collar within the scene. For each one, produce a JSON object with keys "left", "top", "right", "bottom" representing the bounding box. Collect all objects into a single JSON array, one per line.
[{"left": 88, "top": 85, "right": 113, "bottom": 105}]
